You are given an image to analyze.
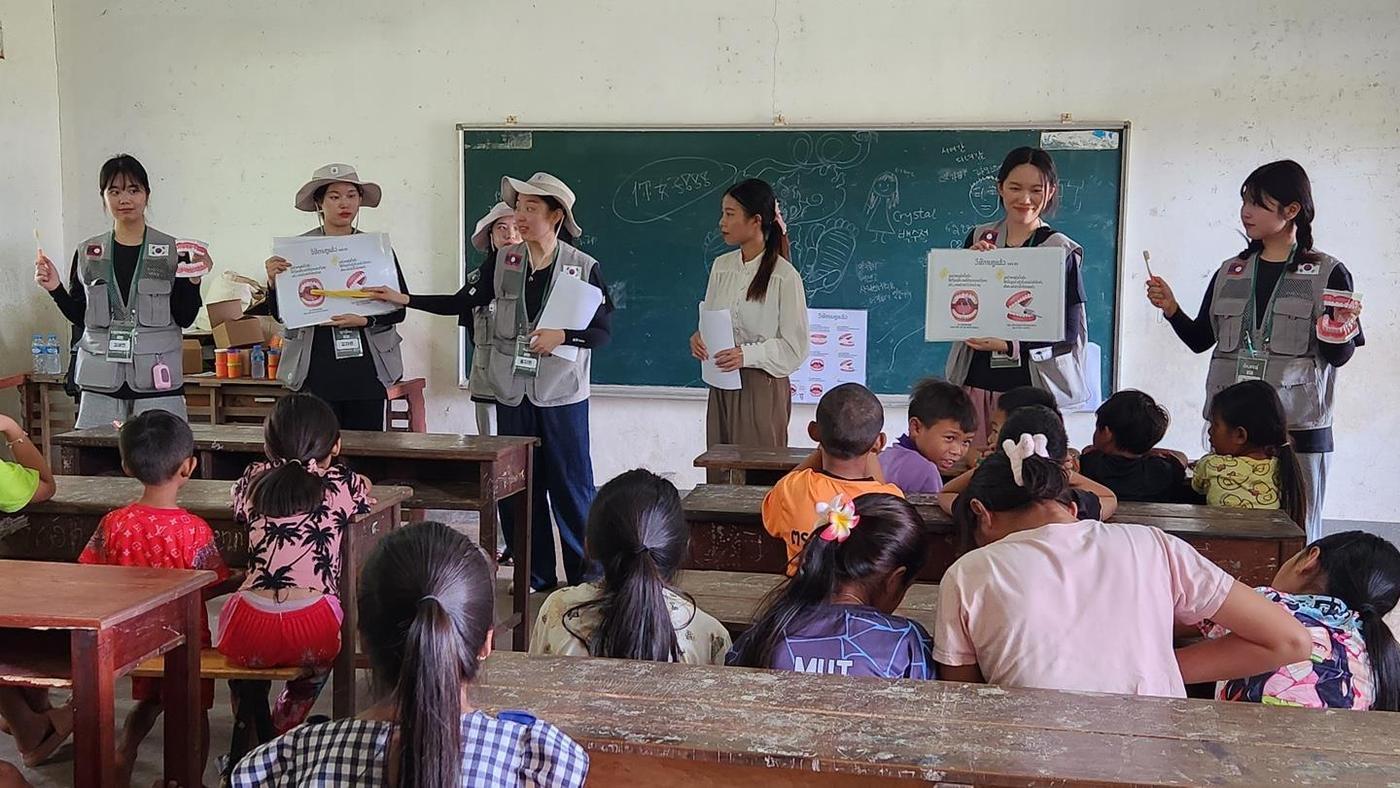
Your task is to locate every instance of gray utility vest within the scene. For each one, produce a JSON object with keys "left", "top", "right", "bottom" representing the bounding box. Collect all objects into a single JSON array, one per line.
[
  {"left": 277, "top": 228, "right": 405, "bottom": 392},
  {"left": 944, "top": 221, "right": 1089, "bottom": 406},
  {"left": 466, "top": 264, "right": 497, "bottom": 403},
  {"left": 72, "top": 227, "right": 184, "bottom": 394},
  {"left": 486, "top": 241, "right": 597, "bottom": 408},
  {"left": 1204, "top": 251, "right": 1340, "bottom": 431}
]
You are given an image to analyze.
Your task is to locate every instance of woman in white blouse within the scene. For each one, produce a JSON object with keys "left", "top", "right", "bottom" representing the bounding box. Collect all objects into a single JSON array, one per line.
[{"left": 690, "top": 179, "right": 809, "bottom": 459}]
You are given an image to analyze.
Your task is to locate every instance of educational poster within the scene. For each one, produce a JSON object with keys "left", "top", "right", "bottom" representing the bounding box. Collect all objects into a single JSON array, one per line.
[
  {"left": 924, "top": 247, "right": 1065, "bottom": 343},
  {"left": 272, "top": 232, "right": 399, "bottom": 329},
  {"left": 790, "top": 309, "right": 867, "bottom": 404}
]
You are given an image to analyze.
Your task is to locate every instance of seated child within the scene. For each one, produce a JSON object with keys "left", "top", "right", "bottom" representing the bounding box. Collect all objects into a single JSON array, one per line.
[
  {"left": 77, "top": 410, "right": 229, "bottom": 783},
  {"left": 1193, "top": 380, "right": 1307, "bottom": 526},
  {"left": 729, "top": 493, "right": 935, "bottom": 679},
  {"left": 217, "top": 393, "right": 373, "bottom": 749},
  {"left": 532, "top": 469, "right": 731, "bottom": 665},
  {"left": 1080, "top": 390, "right": 1197, "bottom": 503},
  {"left": 232, "top": 522, "right": 588, "bottom": 787},
  {"left": 979, "top": 385, "right": 1058, "bottom": 461},
  {"left": 941, "top": 405, "right": 1118, "bottom": 523},
  {"left": 0, "top": 415, "right": 65, "bottom": 769},
  {"left": 878, "top": 378, "right": 976, "bottom": 493},
  {"left": 933, "top": 439, "right": 1310, "bottom": 696},
  {"left": 762, "top": 383, "right": 902, "bottom": 572},
  {"left": 1204, "top": 531, "right": 1399, "bottom": 711}
]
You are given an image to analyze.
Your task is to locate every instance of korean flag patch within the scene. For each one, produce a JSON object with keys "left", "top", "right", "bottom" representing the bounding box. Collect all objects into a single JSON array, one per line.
[
  {"left": 1295, "top": 262, "right": 1320, "bottom": 276},
  {"left": 147, "top": 244, "right": 169, "bottom": 257},
  {"left": 562, "top": 264, "right": 582, "bottom": 279}
]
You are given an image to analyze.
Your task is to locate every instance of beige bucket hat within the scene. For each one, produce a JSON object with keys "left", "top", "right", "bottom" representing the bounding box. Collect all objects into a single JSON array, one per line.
[
  {"left": 500, "top": 172, "right": 582, "bottom": 238},
  {"left": 471, "top": 202, "right": 516, "bottom": 252},
  {"left": 294, "top": 163, "right": 383, "bottom": 212}
]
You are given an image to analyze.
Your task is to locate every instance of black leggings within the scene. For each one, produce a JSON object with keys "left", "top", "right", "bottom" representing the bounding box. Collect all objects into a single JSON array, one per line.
[{"left": 323, "top": 398, "right": 385, "bottom": 431}]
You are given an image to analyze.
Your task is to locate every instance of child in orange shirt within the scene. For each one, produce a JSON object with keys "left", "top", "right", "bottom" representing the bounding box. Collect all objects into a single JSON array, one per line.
[
  {"left": 762, "top": 383, "right": 903, "bottom": 571},
  {"left": 78, "top": 410, "right": 229, "bottom": 784}
]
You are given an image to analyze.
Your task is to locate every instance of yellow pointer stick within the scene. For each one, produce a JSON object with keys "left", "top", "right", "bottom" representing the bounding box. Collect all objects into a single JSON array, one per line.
[{"left": 309, "top": 288, "right": 373, "bottom": 299}]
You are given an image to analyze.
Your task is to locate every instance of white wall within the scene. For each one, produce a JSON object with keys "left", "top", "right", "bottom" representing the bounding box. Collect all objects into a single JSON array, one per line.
[
  {"left": 41, "top": 0, "right": 1400, "bottom": 518},
  {"left": 0, "top": 0, "right": 64, "bottom": 415}
]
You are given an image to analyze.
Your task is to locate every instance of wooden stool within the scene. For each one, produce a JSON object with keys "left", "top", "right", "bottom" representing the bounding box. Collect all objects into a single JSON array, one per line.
[{"left": 384, "top": 377, "right": 426, "bottom": 433}]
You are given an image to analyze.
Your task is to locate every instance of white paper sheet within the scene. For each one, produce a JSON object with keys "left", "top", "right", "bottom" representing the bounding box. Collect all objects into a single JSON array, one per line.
[
  {"left": 273, "top": 233, "right": 398, "bottom": 329},
  {"left": 790, "top": 308, "right": 866, "bottom": 403},
  {"left": 699, "top": 304, "right": 741, "bottom": 390},
  {"left": 535, "top": 272, "right": 604, "bottom": 361}
]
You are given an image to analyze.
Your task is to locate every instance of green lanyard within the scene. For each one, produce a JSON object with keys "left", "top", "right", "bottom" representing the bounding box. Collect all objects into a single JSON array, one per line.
[
  {"left": 516, "top": 245, "right": 560, "bottom": 332},
  {"left": 107, "top": 228, "right": 149, "bottom": 324},
  {"left": 1242, "top": 244, "right": 1295, "bottom": 354}
]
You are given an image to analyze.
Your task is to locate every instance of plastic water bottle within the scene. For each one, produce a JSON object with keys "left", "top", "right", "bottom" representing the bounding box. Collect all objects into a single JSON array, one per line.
[
  {"left": 31, "top": 334, "right": 44, "bottom": 374},
  {"left": 44, "top": 333, "right": 62, "bottom": 374},
  {"left": 250, "top": 344, "right": 267, "bottom": 380}
]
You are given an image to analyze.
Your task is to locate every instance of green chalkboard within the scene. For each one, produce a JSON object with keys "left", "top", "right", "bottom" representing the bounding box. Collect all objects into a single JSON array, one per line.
[{"left": 460, "top": 126, "right": 1125, "bottom": 395}]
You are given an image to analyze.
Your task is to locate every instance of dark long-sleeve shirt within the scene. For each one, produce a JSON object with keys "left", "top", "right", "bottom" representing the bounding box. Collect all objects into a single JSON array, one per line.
[
  {"left": 1167, "top": 257, "right": 1363, "bottom": 453},
  {"left": 410, "top": 253, "right": 613, "bottom": 350},
  {"left": 961, "top": 226, "right": 1086, "bottom": 392},
  {"left": 49, "top": 243, "right": 202, "bottom": 399}
]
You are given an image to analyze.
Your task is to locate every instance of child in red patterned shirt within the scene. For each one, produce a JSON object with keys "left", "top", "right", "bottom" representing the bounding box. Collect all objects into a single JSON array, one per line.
[{"left": 78, "top": 410, "right": 228, "bottom": 785}]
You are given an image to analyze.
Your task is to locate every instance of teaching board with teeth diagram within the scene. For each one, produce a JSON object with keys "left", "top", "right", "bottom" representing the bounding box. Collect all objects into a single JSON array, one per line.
[{"left": 460, "top": 125, "right": 1127, "bottom": 395}]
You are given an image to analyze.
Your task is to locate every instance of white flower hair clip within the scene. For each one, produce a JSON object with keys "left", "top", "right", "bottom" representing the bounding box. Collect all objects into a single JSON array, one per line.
[
  {"left": 1002, "top": 433, "right": 1050, "bottom": 488},
  {"left": 815, "top": 495, "right": 859, "bottom": 543}
]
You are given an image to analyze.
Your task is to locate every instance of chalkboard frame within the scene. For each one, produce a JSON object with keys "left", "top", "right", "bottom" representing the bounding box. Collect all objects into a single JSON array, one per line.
[{"left": 455, "top": 122, "right": 1131, "bottom": 403}]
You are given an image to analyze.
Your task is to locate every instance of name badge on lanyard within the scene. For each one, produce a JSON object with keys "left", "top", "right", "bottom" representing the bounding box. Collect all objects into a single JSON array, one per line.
[
  {"left": 108, "top": 322, "right": 136, "bottom": 364},
  {"left": 512, "top": 336, "right": 539, "bottom": 377},
  {"left": 333, "top": 327, "right": 365, "bottom": 359},
  {"left": 1236, "top": 350, "right": 1268, "bottom": 382}
]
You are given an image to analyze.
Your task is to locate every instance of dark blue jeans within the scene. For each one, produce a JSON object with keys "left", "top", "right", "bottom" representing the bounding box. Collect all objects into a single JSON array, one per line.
[{"left": 497, "top": 397, "right": 596, "bottom": 588}]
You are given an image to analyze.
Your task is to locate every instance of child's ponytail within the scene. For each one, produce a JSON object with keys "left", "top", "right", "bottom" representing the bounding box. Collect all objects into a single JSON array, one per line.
[
  {"left": 570, "top": 469, "right": 690, "bottom": 662},
  {"left": 1313, "top": 531, "right": 1400, "bottom": 711},
  {"left": 733, "top": 493, "right": 927, "bottom": 668},
  {"left": 249, "top": 393, "right": 342, "bottom": 519},
  {"left": 358, "top": 522, "right": 496, "bottom": 788},
  {"left": 1274, "top": 442, "right": 1308, "bottom": 530}
]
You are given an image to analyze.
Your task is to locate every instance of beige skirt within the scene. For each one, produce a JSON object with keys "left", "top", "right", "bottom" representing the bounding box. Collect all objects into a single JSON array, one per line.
[{"left": 706, "top": 370, "right": 792, "bottom": 478}]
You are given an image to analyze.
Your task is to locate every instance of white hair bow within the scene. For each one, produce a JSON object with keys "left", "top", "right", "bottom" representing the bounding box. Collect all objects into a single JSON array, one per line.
[{"left": 1002, "top": 433, "right": 1050, "bottom": 488}]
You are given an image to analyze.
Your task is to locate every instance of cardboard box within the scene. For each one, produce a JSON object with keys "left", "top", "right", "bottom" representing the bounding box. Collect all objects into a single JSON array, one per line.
[
  {"left": 206, "top": 299, "right": 244, "bottom": 328},
  {"left": 182, "top": 339, "right": 205, "bottom": 374},
  {"left": 213, "top": 317, "right": 264, "bottom": 349}
]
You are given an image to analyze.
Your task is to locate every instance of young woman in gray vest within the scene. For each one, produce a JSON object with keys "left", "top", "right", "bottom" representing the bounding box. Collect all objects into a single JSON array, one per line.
[
  {"left": 1147, "top": 160, "right": 1363, "bottom": 541},
  {"left": 34, "top": 155, "right": 208, "bottom": 427},
  {"left": 365, "top": 173, "right": 613, "bottom": 592},
  {"left": 262, "top": 164, "right": 409, "bottom": 431},
  {"left": 944, "top": 147, "right": 1090, "bottom": 452}
]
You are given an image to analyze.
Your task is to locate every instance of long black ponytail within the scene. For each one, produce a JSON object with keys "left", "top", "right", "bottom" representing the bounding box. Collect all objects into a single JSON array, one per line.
[
  {"left": 952, "top": 447, "right": 1073, "bottom": 554},
  {"left": 248, "top": 393, "right": 342, "bottom": 519},
  {"left": 1239, "top": 160, "right": 1319, "bottom": 264},
  {"left": 732, "top": 493, "right": 927, "bottom": 669},
  {"left": 1311, "top": 531, "right": 1400, "bottom": 712},
  {"left": 358, "top": 522, "right": 496, "bottom": 787},
  {"left": 724, "top": 178, "right": 790, "bottom": 302},
  {"left": 1209, "top": 380, "right": 1308, "bottom": 527},
  {"left": 566, "top": 469, "right": 691, "bottom": 662}
]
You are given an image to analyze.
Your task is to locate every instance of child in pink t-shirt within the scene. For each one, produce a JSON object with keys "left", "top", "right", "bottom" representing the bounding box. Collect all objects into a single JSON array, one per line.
[
  {"left": 215, "top": 394, "right": 373, "bottom": 744},
  {"left": 933, "top": 432, "right": 1311, "bottom": 697}
]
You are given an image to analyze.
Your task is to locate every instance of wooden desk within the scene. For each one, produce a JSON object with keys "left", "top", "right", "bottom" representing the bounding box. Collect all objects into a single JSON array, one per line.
[
  {"left": 695, "top": 444, "right": 812, "bottom": 485},
  {"left": 679, "top": 569, "right": 938, "bottom": 634},
  {"left": 0, "top": 476, "right": 410, "bottom": 717},
  {"left": 472, "top": 652, "right": 1400, "bottom": 786},
  {"left": 0, "top": 561, "right": 212, "bottom": 788},
  {"left": 52, "top": 425, "right": 538, "bottom": 650},
  {"left": 682, "top": 484, "right": 1304, "bottom": 586}
]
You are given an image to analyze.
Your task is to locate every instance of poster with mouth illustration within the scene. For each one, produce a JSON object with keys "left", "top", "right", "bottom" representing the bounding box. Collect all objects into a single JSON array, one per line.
[
  {"left": 790, "top": 308, "right": 867, "bottom": 404},
  {"left": 924, "top": 247, "right": 1065, "bottom": 342},
  {"left": 272, "top": 232, "right": 400, "bottom": 329}
]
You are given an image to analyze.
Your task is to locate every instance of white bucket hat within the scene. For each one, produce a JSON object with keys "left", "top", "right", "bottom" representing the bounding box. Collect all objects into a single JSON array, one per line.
[
  {"left": 294, "top": 163, "right": 382, "bottom": 212},
  {"left": 500, "top": 172, "right": 582, "bottom": 238},
  {"left": 471, "top": 202, "right": 516, "bottom": 252}
]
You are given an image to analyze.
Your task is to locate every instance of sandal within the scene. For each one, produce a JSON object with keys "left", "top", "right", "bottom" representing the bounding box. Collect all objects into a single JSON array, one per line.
[{"left": 21, "top": 707, "right": 74, "bottom": 767}]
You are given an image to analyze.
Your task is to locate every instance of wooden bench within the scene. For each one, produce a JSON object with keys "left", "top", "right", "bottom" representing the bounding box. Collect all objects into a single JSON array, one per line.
[
  {"left": 677, "top": 569, "right": 938, "bottom": 634},
  {"left": 471, "top": 652, "right": 1400, "bottom": 786},
  {"left": 682, "top": 484, "right": 1304, "bottom": 586},
  {"left": 0, "top": 475, "right": 409, "bottom": 717},
  {"left": 52, "top": 423, "right": 539, "bottom": 650},
  {"left": 131, "top": 648, "right": 302, "bottom": 681}
]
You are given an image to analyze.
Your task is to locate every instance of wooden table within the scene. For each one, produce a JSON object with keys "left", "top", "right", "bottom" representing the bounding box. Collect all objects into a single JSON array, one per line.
[
  {"left": 678, "top": 569, "right": 938, "bottom": 634},
  {"left": 52, "top": 424, "right": 538, "bottom": 650},
  {"left": 473, "top": 652, "right": 1400, "bottom": 786},
  {"left": 0, "top": 475, "right": 409, "bottom": 717},
  {"left": 682, "top": 484, "right": 1304, "bottom": 586},
  {"left": 695, "top": 444, "right": 812, "bottom": 485},
  {"left": 0, "top": 561, "right": 212, "bottom": 788}
]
